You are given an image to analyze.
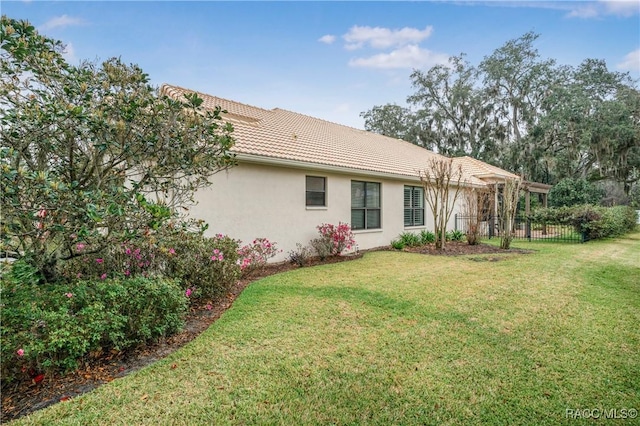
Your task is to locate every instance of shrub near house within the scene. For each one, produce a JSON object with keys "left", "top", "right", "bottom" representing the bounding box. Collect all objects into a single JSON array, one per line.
[
  {"left": 0, "top": 18, "right": 283, "bottom": 385},
  {"left": 530, "top": 205, "right": 638, "bottom": 240},
  {"left": 0, "top": 225, "right": 281, "bottom": 384}
]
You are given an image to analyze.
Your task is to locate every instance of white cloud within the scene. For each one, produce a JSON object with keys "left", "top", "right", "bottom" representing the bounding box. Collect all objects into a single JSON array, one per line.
[
  {"left": 318, "top": 34, "right": 336, "bottom": 44},
  {"left": 600, "top": 0, "right": 639, "bottom": 17},
  {"left": 566, "top": 0, "right": 639, "bottom": 18},
  {"left": 617, "top": 48, "right": 640, "bottom": 72},
  {"left": 567, "top": 5, "right": 600, "bottom": 18},
  {"left": 343, "top": 25, "right": 433, "bottom": 50},
  {"left": 39, "top": 15, "right": 86, "bottom": 31},
  {"left": 348, "top": 44, "right": 449, "bottom": 69},
  {"left": 478, "top": 0, "right": 638, "bottom": 18}
]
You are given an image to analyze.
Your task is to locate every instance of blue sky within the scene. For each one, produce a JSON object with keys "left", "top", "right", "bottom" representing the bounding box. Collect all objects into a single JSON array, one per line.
[{"left": 4, "top": 1, "right": 640, "bottom": 128}]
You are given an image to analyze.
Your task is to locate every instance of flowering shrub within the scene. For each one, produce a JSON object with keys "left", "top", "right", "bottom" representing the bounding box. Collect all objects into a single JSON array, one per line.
[
  {"left": 237, "top": 238, "right": 281, "bottom": 273},
  {"left": 162, "top": 232, "right": 241, "bottom": 299},
  {"left": 315, "top": 222, "right": 355, "bottom": 256},
  {"left": 0, "top": 274, "right": 186, "bottom": 383},
  {"left": 59, "top": 222, "right": 243, "bottom": 300},
  {"left": 60, "top": 236, "right": 161, "bottom": 281}
]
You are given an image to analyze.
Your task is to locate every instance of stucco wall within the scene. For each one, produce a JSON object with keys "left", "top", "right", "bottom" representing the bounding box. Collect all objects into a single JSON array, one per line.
[{"left": 189, "top": 161, "right": 465, "bottom": 262}]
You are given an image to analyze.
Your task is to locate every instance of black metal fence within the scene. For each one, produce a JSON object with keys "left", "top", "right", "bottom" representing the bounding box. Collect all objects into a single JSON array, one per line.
[{"left": 454, "top": 215, "right": 585, "bottom": 243}]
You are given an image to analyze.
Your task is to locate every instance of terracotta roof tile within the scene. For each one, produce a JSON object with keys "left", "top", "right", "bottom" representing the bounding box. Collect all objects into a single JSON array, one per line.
[{"left": 161, "top": 84, "right": 516, "bottom": 187}]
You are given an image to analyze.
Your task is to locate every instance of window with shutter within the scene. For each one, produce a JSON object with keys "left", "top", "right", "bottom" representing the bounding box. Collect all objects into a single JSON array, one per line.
[{"left": 404, "top": 185, "right": 424, "bottom": 226}]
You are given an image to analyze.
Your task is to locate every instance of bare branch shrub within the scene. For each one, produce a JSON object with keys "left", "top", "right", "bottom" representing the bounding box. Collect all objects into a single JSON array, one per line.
[
  {"left": 498, "top": 178, "right": 522, "bottom": 249},
  {"left": 419, "top": 158, "right": 464, "bottom": 250},
  {"left": 461, "top": 187, "right": 493, "bottom": 245}
]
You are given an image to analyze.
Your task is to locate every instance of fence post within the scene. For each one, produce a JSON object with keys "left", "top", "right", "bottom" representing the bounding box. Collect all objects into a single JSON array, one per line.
[{"left": 526, "top": 217, "right": 531, "bottom": 241}]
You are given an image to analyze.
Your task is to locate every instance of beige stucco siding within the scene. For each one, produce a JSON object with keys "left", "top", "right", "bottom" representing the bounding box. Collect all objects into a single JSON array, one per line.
[{"left": 189, "top": 161, "right": 464, "bottom": 262}]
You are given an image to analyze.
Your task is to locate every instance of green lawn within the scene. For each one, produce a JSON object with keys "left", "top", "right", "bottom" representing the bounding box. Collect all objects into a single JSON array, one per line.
[{"left": 11, "top": 233, "right": 640, "bottom": 425}]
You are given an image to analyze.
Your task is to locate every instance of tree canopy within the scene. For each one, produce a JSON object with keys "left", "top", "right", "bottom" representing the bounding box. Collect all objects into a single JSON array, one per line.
[
  {"left": 1, "top": 17, "right": 236, "bottom": 281},
  {"left": 361, "top": 31, "right": 640, "bottom": 196}
]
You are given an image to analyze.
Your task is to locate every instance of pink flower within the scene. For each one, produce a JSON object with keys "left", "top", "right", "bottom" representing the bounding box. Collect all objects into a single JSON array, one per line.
[
  {"left": 213, "top": 249, "right": 220, "bottom": 255},
  {"left": 16, "top": 348, "right": 24, "bottom": 357},
  {"left": 100, "top": 273, "right": 107, "bottom": 280},
  {"left": 76, "top": 243, "right": 85, "bottom": 252},
  {"left": 185, "top": 288, "right": 192, "bottom": 298},
  {"left": 168, "top": 248, "right": 175, "bottom": 255},
  {"left": 125, "top": 247, "right": 132, "bottom": 255},
  {"left": 76, "top": 273, "right": 82, "bottom": 279},
  {"left": 124, "top": 270, "right": 131, "bottom": 277},
  {"left": 96, "top": 258, "right": 103, "bottom": 264},
  {"left": 65, "top": 293, "right": 73, "bottom": 298},
  {"left": 206, "top": 303, "right": 213, "bottom": 310},
  {"left": 36, "top": 209, "right": 47, "bottom": 218}
]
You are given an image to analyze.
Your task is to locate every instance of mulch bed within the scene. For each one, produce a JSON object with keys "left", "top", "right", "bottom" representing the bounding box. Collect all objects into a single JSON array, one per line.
[
  {"left": 1, "top": 244, "right": 528, "bottom": 422},
  {"left": 401, "top": 241, "right": 535, "bottom": 257}
]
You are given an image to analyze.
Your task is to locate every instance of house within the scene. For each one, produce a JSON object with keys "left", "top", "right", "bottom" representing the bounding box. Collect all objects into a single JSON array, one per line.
[{"left": 161, "top": 84, "right": 549, "bottom": 261}]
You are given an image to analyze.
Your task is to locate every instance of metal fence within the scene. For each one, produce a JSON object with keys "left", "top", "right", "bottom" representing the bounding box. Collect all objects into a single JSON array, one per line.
[{"left": 454, "top": 214, "right": 585, "bottom": 243}]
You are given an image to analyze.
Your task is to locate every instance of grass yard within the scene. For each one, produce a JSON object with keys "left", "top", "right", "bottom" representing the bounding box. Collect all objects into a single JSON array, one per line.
[{"left": 10, "top": 233, "right": 640, "bottom": 425}]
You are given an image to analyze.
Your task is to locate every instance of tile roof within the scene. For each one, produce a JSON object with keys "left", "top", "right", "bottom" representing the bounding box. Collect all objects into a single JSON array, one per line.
[
  {"left": 452, "top": 156, "right": 520, "bottom": 181},
  {"left": 161, "top": 84, "right": 517, "bottom": 187}
]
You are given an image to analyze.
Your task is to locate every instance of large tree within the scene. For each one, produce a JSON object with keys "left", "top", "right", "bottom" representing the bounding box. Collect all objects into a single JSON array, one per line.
[
  {"left": 409, "top": 54, "right": 501, "bottom": 162},
  {"left": 361, "top": 31, "right": 639, "bottom": 196},
  {"left": 0, "top": 17, "right": 236, "bottom": 281},
  {"left": 360, "top": 103, "right": 432, "bottom": 149},
  {"left": 532, "top": 59, "right": 640, "bottom": 193},
  {"left": 478, "top": 31, "right": 559, "bottom": 181}
]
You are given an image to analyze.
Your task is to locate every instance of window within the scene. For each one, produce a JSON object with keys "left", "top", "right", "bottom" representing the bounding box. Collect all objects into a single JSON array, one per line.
[
  {"left": 306, "top": 176, "right": 326, "bottom": 206},
  {"left": 404, "top": 186, "right": 424, "bottom": 226},
  {"left": 351, "top": 181, "right": 381, "bottom": 230}
]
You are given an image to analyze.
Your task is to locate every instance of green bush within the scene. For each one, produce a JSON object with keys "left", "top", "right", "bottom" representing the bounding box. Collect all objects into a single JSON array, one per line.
[
  {"left": 399, "top": 232, "right": 421, "bottom": 247},
  {"left": 419, "top": 230, "right": 436, "bottom": 244},
  {"left": 548, "top": 178, "right": 604, "bottom": 207},
  {"left": 1, "top": 274, "right": 187, "bottom": 383},
  {"left": 446, "top": 230, "right": 465, "bottom": 242},
  {"left": 390, "top": 239, "right": 406, "bottom": 250},
  {"left": 530, "top": 205, "right": 637, "bottom": 240}
]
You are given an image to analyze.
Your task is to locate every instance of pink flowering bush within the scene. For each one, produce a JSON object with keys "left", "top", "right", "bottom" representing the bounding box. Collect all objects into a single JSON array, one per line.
[
  {"left": 162, "top": 232, "right": 241, "bottom": 299},
  {"left": 314, "top": 222, "right": 356, "bottom": 257},
  {"left": 237, "top": 238, "right": 281, "bottom": 274}
]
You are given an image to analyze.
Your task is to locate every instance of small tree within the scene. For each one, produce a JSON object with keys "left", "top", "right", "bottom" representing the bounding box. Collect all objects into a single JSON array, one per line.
[
  {"left": 461, "top": 187, "right": 493, "bottom": 245},
  {"left": 0, "top": 18, "right": 236, "bottom": 282},
  {"left": 497, "top": 178, "right": 522, "bottom": 249},
  {"left": 419, "top": 158, "right": 464, "bottom": 250}
]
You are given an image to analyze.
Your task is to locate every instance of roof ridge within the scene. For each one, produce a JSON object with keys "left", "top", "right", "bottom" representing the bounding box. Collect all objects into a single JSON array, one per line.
[
  {"left": 160, "top": 83, "right": 272, "bottom": 114},
  {"left": 271, "top": 106, "right": 366, "bottom": 133}
]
